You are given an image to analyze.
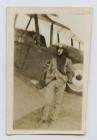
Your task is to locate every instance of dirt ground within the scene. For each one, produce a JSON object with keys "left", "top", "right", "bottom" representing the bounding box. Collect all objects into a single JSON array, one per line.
[{"left": 13, "top": 88, "right": 82, "bottom": 131}]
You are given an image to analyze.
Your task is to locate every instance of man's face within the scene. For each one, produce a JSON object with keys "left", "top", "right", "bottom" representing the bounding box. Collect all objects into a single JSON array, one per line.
[{"left": 57, "top": 47, "right": 64, "bottom": 56}]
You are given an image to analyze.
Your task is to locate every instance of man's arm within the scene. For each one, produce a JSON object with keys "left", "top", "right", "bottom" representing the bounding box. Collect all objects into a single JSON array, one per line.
[
  {"left": 66, "top": 58, "right": 74, "bottom": 76},
  {"left": 66, "top": 58, "right": 75, "bottom": 83},
  {"left": 44, "top": 58, "right": 56, "bottom": 85},
  {"left": 56, "top": 69, "right": 67, "bottom": 82}
]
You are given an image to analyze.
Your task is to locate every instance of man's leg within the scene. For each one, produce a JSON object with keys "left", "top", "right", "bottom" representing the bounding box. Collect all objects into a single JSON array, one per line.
[
  {"left": 40, "top": 80, "right": 56, "bottom": 122},
  {"left": 51, "top": 82, "right": 66, "bottom": 121}
]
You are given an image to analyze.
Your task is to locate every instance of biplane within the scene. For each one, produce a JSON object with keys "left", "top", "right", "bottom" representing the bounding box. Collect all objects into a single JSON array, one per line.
[{"left": 14, "top": 14, "right": 83, "bottom": 121}]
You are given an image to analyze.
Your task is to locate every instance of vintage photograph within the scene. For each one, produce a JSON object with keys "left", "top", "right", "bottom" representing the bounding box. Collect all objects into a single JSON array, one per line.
[{"left": 7, "top": 7, "right": 92, "bottom": 134}]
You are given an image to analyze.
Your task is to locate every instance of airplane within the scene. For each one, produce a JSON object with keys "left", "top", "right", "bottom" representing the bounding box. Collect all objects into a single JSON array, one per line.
[{"left": 13, "top": 14, "right": 83, "bottom": 120}]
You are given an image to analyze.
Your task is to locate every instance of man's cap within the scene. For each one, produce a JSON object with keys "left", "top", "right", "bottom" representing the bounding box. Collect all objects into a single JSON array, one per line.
[{"left": 56, "top": 43, "right": 64, "bottom": 48}]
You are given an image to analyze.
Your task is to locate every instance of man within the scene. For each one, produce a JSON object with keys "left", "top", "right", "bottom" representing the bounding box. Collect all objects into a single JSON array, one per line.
[
  {"left": 39, "top": 44, "right": 74, "bottom": 125},
  {"left": 56, "top": 44, "right": 74, "bottom": 84}
]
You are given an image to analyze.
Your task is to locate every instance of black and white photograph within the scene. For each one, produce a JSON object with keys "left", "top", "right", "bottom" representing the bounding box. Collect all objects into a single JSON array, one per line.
[{"left": 7, "top": 7, "right": 92, "bottom": 134}]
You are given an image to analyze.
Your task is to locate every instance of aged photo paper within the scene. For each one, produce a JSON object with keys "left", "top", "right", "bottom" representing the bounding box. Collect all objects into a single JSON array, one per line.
[{"left": 7, "top": 7, "right": 92, "bottom": 134}]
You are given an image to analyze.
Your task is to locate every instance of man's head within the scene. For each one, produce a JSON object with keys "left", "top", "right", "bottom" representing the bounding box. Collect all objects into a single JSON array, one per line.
[{"left": 57, "top": 44, "right": 64, "bottom": 56}]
